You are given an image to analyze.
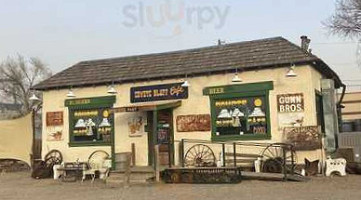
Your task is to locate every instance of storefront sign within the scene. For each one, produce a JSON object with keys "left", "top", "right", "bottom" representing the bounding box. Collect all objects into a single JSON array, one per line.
[
  {"left": 176, "top": 114, "right": 211, "bottom": 132},
  {"left": 46, "top": 112, "right": 63, "bottom": 126},
  {"left": 283, "top": 126, "right": 321, "bottom": 150},
  {"left": 111, "top": 107, "right": 139, "bottom": 113},
  {"left": 65, "top": 96, "right": 116, "bottom": 107},
  {"left": 130, "top": 83, "right": 188, "bottom": 103},
  {"left": 277, "top": 93, "right": 304, "bottom": 113}
]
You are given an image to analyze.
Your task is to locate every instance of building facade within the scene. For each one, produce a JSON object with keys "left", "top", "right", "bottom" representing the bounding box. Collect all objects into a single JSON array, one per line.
[{"left": 34, "top": 37, "right": 343, "bottom": 168}]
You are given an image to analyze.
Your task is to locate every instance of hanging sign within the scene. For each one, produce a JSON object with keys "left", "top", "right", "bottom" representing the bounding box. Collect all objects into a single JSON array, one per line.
[
  {"left": 130, "top": 83, "right": 188, "bottom": 103},
  {"left": 277, "top": 93, "right": 304, "bottom": 113}
]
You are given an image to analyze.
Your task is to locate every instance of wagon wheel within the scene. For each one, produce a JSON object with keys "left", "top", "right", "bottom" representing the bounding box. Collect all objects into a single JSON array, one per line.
[
  {"left": 44, "top": 150, "right": 63, "bottom": 168},
  {"left": 88, "top": 150, "right": 110, "bottom": 169},
  {"left": 261, "top": 143, "right": 297, "bottom": 174},
  {"left": 184, "top": 144, "right": 216, "bottom": 167}
]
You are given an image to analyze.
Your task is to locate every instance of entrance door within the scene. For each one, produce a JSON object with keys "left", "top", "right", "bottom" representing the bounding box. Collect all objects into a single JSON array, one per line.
[
  {"left": 147, "top": 109, "right": 174, "bottom": 167},
  {"left": 157, "top": 109, "right": 173, "bottom": 166}
]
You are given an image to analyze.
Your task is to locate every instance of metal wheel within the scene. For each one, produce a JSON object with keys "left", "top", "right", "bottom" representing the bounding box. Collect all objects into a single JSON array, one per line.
[
  {"left": 184, "top": 144, "right": 216, "bottom": 167},
  {"left": 44, "top": 149, "right": 63, "bottom": 167},
  {"left": 88, "top": 150, "right": 110, "bottom": 169},
  {"left": 261, "top": 143, "right": 297, "bottom": 173}
]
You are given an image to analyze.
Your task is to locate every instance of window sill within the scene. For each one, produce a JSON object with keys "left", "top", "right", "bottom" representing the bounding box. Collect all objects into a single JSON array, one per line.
[
  {"left": 211, "top": 134, "right": 271, "bottom": 142},
  {"left": 68, "top": 141, "right": 111, "bottom": 147}
]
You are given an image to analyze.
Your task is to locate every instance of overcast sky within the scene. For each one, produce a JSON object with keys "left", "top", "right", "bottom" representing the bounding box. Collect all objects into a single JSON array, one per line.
[{"left": 0, "top": 0, "right": 360, "bottom": 90}]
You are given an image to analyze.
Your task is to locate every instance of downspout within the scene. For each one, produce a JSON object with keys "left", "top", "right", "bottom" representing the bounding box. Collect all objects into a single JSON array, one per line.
[
  {"left": 337, "top": 83, "right": 347, "bottom": 134},
  {"left": 337, "top": 83, "right": 346, "bottom": 107}
]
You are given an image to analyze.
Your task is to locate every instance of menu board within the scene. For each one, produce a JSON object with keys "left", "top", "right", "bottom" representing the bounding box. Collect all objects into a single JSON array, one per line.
[{"left": 214, "top": 96, "right": 267, "bottom": 136}]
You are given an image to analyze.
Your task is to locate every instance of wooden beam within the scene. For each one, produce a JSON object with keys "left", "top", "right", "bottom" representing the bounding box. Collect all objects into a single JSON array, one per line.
[
  {"left": 342, "top": 111, "right": 361, "bottom": 115},
  {"left": 343, "top": 100, "right": 361, "bottom": 104}
]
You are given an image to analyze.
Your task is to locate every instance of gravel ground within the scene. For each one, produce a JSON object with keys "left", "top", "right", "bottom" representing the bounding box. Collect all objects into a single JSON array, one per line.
[{"left": 1, "top": 172, "right": 361, "bottom": 200}]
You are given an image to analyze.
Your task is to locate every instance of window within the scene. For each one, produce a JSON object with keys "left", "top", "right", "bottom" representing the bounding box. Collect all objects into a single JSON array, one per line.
[
  {"left": 69, "top": 108, "right": 113, "bottom": 145},
  {"left": 204, "top": 82, "right": 273, "bottom": 141},
  {"left": 65, "top": 96, "right": 116, "bottom": 147},
  {"left": 315, "top": 92, "right": 325, "bottom": 133},
  {"left": 214, "top": 96, "right": 267, "bottom": 136}
]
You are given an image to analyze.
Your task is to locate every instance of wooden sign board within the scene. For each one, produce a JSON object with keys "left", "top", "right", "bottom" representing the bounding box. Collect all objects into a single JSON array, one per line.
[
  {"left": 277, "top": 93, "right": 304, "bottom": 113},
  {"left": 283, "top": 126, "right": 321, "bottom": 150},
  {"left": 176, "top": 114, "right": 211, "bottom": 132},
  {"left": 130, "top": 83, "right": 188, "bottom": 103},
  {"left": 46, "top": 111, "right": 63, "bottom": 126}
]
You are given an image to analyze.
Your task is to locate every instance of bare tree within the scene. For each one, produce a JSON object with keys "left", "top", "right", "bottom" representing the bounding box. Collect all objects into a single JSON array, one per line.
[
  {"left": 0, "top": 55, "right": 52, "bottom": 116},
  {"left": 324, "top": 0, "right": 361, "bottom": 39}
]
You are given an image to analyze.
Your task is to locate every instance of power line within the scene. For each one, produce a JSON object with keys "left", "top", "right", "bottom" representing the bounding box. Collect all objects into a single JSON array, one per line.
[{"left": 312, "top": 42, "right": 358, "bottom": 45}]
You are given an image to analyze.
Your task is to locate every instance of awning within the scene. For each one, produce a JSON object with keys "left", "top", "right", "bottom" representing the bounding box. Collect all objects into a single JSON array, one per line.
[{"left": 110, "top": 100, "right": 182, "bottom": 113}]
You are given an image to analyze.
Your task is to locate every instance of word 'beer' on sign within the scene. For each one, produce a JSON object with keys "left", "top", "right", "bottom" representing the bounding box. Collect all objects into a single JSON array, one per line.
[
  {"left": 131, "top": 83, "right": 188, "bottom": 103},
  {"left": 277, "top": 93, "right": 304, "bottom": 113}
]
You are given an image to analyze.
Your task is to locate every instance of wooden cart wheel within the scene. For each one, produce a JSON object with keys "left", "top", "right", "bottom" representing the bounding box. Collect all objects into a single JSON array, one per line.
[
  {"left": 184, "top": 144, "right": 216, "bottom": 167},
  {"left": 88, "top": 150, "right": 110, "bottom": 169},
  {"left": 261, "top": 143, "right": 297, "bottom": 173},
  {"left": 44, "top": 149, "right": 63, "bottom": 167}
]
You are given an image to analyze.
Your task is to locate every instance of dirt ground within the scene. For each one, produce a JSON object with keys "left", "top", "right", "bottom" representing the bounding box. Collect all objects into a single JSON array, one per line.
[{"left": 1, "top": 172, "right": 361, "bottom": 200}]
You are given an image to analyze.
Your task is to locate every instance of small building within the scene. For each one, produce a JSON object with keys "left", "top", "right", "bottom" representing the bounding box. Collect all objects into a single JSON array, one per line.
[
  {"left": 33, "top": 36, "right": 343, "bottom": 169},
  {"left": 340, "top": 92, "right": 361, "bottom": 132}
]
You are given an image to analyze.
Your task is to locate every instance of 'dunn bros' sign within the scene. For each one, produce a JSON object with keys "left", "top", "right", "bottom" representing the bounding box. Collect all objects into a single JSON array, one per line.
[{"left": 130, "top": 83, "right": 188, "bottom": 103}]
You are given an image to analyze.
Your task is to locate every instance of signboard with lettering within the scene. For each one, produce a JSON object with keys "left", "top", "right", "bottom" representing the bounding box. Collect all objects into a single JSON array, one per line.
[
  {"left": 46, "top": 111, "right": 64, "bottom": 126},
  {"left": 130, "top": 83, "right": 188, "bottom": 103},
  {"left": 176, "top": 114, "right": 211, "bottom": 132},
  {"left": 65, "top": 96, "right": 116, "bottom": 107},
  {"left": 277, "top": 93, "right": 304, "bottom": 113},
  {"left": 283, "top": 126, "right": 321, "bottom": 150}
]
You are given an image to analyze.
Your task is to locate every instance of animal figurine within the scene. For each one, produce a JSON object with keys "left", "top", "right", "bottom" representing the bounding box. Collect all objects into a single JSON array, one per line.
[
  {"left": 325, "top": 157, "right": 347, "bottom": 177},
  {"left": 304, "top": 158, "right": 319, "bottom": 176}
]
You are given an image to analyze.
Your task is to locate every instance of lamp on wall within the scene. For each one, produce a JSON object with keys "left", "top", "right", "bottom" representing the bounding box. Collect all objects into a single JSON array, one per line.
[
  {"left": 181, "top": 74, "right": 190, "bottom": 87},
  {"left": 231, "top": 68, "right": 242, "bottom": 83},
  {"left": 66, "top": 87, "right": 76, "bottom": 98},
  {"left": 29, "top": 92, "right": 40, "bottom": 101},
  {"left": 286, "top": 64, "right": 297, "bottom": 77},
  {"left": 107, "top": 82, "right": 117, "bottom": 94}
]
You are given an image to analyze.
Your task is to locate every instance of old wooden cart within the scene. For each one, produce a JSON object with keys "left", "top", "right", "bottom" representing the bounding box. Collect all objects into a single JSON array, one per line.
[{"left": 163, "top": 139, "right": 301, "bottom": 183}]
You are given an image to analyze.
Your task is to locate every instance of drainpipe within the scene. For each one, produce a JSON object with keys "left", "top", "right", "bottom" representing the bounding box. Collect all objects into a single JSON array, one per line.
[{"left": 337, "top": 83, "right": 347, "bottom": 134}]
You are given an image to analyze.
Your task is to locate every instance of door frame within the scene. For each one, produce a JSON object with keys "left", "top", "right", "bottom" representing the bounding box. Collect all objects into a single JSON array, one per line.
[{"left": 147, "top": 109, "right": 175, "bottom": 168}]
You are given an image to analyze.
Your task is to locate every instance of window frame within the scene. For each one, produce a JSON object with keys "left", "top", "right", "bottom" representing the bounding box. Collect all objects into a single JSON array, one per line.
[
  {"left": 204, "top": 82, "right": 273, "bottom": 142},
  {"left": 65, "top": 96, "right": 116, "bottom": 147},
  {"left": 68, "top": 106, "right": 114, "bottom": 147},
  {"left": 315, "top": 90, "right": 325, "bottom": 134}
]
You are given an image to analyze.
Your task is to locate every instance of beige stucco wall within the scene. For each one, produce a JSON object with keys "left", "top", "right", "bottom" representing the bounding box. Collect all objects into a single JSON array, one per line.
[
  {"left": 41, "top": 65, "right": 327, "bottom": 166},
  {"left": 0, "top": 113, "right": 33, "bottom": 165}
]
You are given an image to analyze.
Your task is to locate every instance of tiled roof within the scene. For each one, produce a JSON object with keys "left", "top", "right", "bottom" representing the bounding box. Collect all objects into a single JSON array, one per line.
[{"left": 33, "top": 37, "right": 342, "bottom": 90}]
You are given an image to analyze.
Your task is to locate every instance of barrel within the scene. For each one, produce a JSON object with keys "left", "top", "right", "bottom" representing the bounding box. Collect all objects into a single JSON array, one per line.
[
  {"left": 342, "top": 121, "right": 354, "bottom": 132},
  {"left": 354, "top": 119, "right": 361, "bottom": 132},
  {"left": 114, "top": 152, "right": 131, "bottom": 171}
]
